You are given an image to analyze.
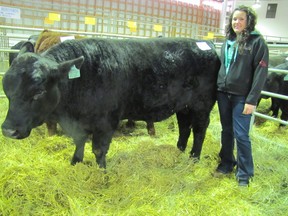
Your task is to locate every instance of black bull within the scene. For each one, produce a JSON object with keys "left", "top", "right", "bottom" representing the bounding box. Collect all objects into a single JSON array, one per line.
[{"left": 1, "top": 37, "right": 220, "bottom": 168}]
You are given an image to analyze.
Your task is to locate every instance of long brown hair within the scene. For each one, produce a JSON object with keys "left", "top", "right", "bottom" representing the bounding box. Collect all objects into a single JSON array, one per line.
[{"left": 226, "top": 5, "right": 257, "bottom": 53}]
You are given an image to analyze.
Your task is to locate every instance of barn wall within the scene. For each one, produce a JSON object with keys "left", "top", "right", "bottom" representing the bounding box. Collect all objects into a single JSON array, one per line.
[
  {"left": 0, "top": 0, "right": 221, "bottom": 43},
  {"left": 235, "top": 0, "right": 288, "bottom": 42},
  {"left": 0, "top": 0, "right": 222, "bottom": 73}
]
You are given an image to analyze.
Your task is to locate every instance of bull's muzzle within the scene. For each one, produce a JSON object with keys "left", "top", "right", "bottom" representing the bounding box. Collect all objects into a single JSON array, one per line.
[{"left": 1, "top": 127, "right": 29, "bottom": 139}]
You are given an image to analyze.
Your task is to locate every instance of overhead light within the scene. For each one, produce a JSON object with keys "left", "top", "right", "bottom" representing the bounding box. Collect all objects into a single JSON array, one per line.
[{"left": 252, "top": 0, "right": 261, "bottom": 9}]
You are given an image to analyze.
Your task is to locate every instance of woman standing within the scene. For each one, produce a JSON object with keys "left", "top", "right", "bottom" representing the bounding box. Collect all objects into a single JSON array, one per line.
[{"left": 216, "top": 5, "right": 269, "bottom": 186}]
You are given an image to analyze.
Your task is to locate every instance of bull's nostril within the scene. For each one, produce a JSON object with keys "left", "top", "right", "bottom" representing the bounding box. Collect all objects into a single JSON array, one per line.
[{"left": 2, "top": 128, "right": 19, "bottom": 138}]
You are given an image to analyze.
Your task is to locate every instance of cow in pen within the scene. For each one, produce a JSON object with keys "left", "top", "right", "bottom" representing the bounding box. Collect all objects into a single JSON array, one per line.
[
  {"left": 9, "top": 30, "right": 156, "bottom": 136},
  {"left": 2, "top": 37, "right": 220, "bottom": 168},
  {"left": 262, "top": 62, "right": 288, "bottom": 125}
]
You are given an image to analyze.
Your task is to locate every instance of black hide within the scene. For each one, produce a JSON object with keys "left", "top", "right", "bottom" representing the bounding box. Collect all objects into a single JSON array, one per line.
[
  {"left": 262, "top": 62, "right": 288, "bottom": 124},
  {"left": 2, "top": 37, "right": 220, "bottom": 168}
]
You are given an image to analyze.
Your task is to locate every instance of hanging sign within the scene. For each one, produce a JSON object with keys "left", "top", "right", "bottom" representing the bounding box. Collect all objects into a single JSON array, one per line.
[
  {"left": 85, "top": 17, "right": 96, "bottom": 25},
  {"left": 48, "top": 12, "right": 61, "bottom": 21},
  {"left": 0, "top": 6, "right": 21, "bottom": 19},
  {"left": 154, "top": 24, "right": 163, "bottom": 32},
  {"left": 44, "top": 17, "right": 54, "bottom": 24}
]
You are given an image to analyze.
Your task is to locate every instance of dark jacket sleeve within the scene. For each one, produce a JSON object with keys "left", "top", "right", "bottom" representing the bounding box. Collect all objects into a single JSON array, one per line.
[{"left": 245, "top": 37, "right": 269, "bottom": 105}]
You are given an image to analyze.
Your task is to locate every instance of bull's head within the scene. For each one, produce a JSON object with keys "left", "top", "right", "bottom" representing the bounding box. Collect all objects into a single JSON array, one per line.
[
  {"left": 262, "top": 72, "right": 283, "bottom": 99},
  {"left": 1, "top": 50, "right": 84, "bottom": 139}
]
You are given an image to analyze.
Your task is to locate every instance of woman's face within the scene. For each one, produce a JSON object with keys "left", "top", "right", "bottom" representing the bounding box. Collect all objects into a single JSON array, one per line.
[{"left": 232, "top": 10, "right": 247, "bottom": 34}]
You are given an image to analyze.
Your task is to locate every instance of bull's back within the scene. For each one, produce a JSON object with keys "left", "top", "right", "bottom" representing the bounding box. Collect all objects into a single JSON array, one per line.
[
  {"left": 47, "top": 38, "right": 220, "bottom": 121},
  {"left": 103, "top": 38, "right": 220, "bottom": 120}
]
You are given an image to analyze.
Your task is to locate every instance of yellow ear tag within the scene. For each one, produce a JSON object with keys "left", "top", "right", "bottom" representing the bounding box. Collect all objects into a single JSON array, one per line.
[{"left": 68, "top": 65, "right": 81, "bottom": 79}]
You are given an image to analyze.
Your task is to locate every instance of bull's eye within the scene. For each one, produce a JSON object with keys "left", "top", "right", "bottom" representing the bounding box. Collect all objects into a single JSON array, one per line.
[{"left": 33, "top": 90, "right": 47, "bottom": 100}]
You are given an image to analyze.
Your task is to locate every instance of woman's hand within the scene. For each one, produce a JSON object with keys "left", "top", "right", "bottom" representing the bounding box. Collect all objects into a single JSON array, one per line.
[{"left": 242, "top": 103, "right": 256, "bottom": 115}]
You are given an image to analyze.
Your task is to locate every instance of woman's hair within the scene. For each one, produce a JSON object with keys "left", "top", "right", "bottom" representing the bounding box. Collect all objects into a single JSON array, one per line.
[{"left": 226, "top": 5, "right": 257, "bottom": 53}]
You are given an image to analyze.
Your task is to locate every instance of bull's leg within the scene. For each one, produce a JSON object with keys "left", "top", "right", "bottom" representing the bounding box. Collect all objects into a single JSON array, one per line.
[
  {"left": 270, "top": 98, "right": 280, "bottom": 117},
  {"left": 126, "top": 119, "right": 136, "bottom": 128},
  {"left": 71, "top": 135, "right": 88, "bottom": 165},
  {"left": 279, "top": 82, "right": 288, "bottom": 126},
  {"left": 45, "top": 120, "right": 57, "bottom": 136},
  {"left": 92, "top": 130, "right": 114, "bottom": 169},
  {"left": 189, "top": 111, "right": 210, "bottom": 160},
  {"left": 146, "top": 121, "right": 155, "bottom": 136},
  {"left": 176, "top": 111, "right": 193, "bottom": 152},
  {"left": 279, "top": 100, "right": 288, "bottom": 127},
  {"left": 126, "top": 119, "right": 155, "bottom": 136}
]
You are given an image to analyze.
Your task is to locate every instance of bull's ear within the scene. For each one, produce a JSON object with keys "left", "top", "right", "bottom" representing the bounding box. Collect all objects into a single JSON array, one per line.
[
  {"left": 18, "top": 41, "right": 35, "bottom": 55},
  {"left": 57, "top": 56, "right": 84, "bottom": 77}
]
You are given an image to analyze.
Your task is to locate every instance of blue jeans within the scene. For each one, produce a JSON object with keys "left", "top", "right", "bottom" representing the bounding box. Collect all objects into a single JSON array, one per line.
[{"left": 217, "top": 91, "right": 254, "bottom": 180}]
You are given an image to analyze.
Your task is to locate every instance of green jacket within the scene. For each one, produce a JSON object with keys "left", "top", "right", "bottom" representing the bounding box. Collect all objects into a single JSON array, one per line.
[{"left": 217, "top": 33, "right": 269, "bottom": 105}]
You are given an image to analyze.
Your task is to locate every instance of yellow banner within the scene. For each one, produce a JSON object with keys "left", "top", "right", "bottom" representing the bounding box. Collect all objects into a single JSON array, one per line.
[
  {"left": 154, "top": 24, "right": 163, "bottom": 32},
  {"left": 44, "top": 17, "right": 54, "bottom": 24},
  {"left": 207, "top": 32, "right": 214, "bottom": 39},
  {"left": 129, "top": 27, "right": 137, "bottom": 32},
  {"left": 127, "top": 21, "right": 137, "bottom": 28},
  {"left": 85, "top": 16, "right": 96, "bottom": 25},
  {"left": 48, "top": 12, "right": 60, "bottom": 21}
]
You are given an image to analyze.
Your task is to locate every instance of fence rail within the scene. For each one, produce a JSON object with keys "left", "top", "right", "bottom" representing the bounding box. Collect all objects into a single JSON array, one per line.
[
  {"left": 253, "top": 112, "right": 288, "bottom": 126},
  {"left": 268, "top": 68, "right": 288, "bottom": 74},
  {"left": 0, "top": 25, "right": 149, "bottom": 40},
  {"left": 0, "top": 48, "right": 18, "bottom": 53}
]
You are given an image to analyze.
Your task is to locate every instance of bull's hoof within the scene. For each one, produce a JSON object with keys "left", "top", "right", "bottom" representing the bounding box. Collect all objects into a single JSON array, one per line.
[
  {"left": 71, "top": 157, "right": 83, "bottom": 165},
  {"left": 148, "top": 128, "right": 156, "bottom": 136},
  {"left": 189, "top": 153, "right": 200, "bottom": 163},
  {"left": 96, "top": 159, "right": 106, "bottom": 169},
  {"left": 177, "top": 144, "right": 186, "bottom": 152}
]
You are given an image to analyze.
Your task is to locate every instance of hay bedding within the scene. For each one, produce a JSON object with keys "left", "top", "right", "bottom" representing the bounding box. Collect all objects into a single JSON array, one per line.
[{"left": 0, "top": 93, "right": 287, "bottom": 215}]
